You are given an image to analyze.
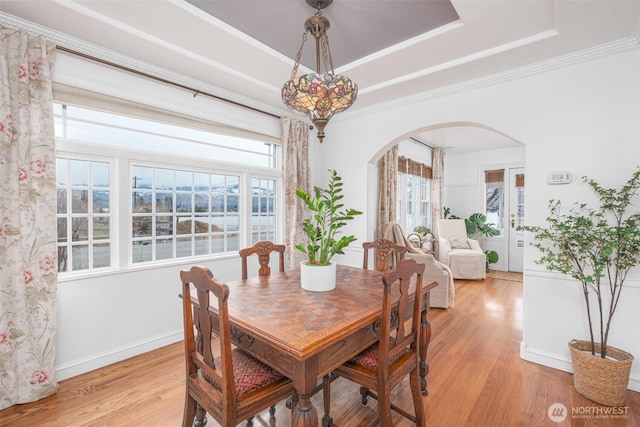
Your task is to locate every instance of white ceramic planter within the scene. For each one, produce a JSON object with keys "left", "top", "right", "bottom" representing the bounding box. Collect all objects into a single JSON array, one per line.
[{"left": 300, "top": 261, "right": 336, "bottom": 292}]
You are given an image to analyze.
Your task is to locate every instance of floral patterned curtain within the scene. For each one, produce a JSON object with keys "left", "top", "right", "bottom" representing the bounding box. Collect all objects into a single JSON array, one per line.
[
  {"left": 0, "top": 27, "right": 58, "bottom": 409},
  {"left": 431, "top": 147, "right": 445, "bottom": 252},
  {"left": 281, "top": 117, "right": 310, "bottom": 269},
  {"left": 376, "top": 145, "right": 398, "bottom": 239}
]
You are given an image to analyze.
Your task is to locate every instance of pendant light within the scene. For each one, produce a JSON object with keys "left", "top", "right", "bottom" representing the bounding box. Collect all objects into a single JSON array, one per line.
[{"left": 281, "top": 0, "right": 358, "bottom": 143}]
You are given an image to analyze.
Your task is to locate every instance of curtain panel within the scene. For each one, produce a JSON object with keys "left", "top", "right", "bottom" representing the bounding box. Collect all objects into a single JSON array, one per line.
[
  {"left": 281, "top": 117, "right": 310, "bottom": 269},
  {"left": 376, "top": 145, "right": 398, "bottom": 239},
  {"left": 431, "top": 148, "right": 445, "bottom": 248},
  {"left": 0, "top": 27, "right": 58, "bottom": 409}
]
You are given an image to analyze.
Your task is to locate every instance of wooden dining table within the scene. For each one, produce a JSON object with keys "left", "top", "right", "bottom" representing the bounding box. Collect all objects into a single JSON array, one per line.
[{"left": 221, "top": 264, "right": 437, "bottom": 426}]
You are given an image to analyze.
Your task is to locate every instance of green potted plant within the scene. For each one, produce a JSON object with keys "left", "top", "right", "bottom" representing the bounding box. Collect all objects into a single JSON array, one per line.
[
  {"left": 413, "top": 225, "right": 431, "bottom": 236},
  {"left": 521, "top": 167, "right": 640, "bottom": 406},
  {"left": 295, "top": 169, "right": 362, "bottom": 291}
]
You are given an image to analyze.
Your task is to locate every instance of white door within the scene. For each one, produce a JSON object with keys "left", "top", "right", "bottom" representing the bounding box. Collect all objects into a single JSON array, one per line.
[{"left": 508, "top": 168, "right": 525, "bottom": 272}]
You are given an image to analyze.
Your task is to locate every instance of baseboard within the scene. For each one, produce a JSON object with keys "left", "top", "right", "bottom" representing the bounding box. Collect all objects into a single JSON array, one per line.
[
  {"left": 55, "top": 330, "right": 183, "bottom": 382},
  {"left": 520, "top": 341, "right": 640, "bottom": 393}
]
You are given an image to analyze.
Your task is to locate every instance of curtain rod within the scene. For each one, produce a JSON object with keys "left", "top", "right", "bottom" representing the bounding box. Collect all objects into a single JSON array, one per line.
[
  {"left": 410, "top": 136, "right": 434, "bottom": 150},
  {"left": 55, "top": 45, "right": 280, "bottom": 119}
]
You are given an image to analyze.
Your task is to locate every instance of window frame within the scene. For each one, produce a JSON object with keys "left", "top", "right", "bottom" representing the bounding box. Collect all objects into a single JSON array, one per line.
[
  {"left": 55, "top": 150, "right": 118, "bottom": 277},
  {"left": 55, "top": 105, "right": 282, "bottom": 280},
  {"left": 397, "top": 171, "right": 431, "bottom": 234},
  {"left": 248, "top": 175, "right": 280, "bottom": 245}
]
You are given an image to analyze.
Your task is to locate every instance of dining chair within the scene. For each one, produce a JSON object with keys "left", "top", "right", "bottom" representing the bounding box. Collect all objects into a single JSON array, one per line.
[
  {"left": 240, "top": 241, "right": 307, "bottom": 412},
  {"left": 362, "top": 238, "right": 408, "bottom": 271},
  {"left": 180, "top": 266, "right": 295, "bottom": 427},
  {"left": 239, "top": 240, "right": 285, "bottom": 280},
  {"left": 322, "top": 258, "right": 426, "bottom": 427}
]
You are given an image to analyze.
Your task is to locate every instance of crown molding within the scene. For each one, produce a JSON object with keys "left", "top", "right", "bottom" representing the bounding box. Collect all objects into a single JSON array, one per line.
[{"left": 344, "top": 36, "right": 640, "bottom": 120}]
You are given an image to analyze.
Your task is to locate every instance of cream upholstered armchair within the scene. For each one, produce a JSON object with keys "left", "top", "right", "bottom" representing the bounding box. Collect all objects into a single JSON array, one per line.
[
  {"left": 436, "top": 219, "right": 486, "bottom": 280},
  {"left": 383, "top": 222, "right": 454, "bottom": 308}
]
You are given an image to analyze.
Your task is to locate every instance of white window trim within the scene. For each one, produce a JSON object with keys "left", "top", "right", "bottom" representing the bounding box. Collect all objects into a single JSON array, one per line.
[
  {"left": 56, "top": 139, "right": 282, "bottom": 280},
  {"left": 55, "top": 149, "right": 119, "bottom": 279}
]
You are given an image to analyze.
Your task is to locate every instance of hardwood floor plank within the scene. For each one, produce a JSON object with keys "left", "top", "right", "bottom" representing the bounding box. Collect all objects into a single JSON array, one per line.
[{"left": 1, "top": 276, "right": 638, "bottom": 426}]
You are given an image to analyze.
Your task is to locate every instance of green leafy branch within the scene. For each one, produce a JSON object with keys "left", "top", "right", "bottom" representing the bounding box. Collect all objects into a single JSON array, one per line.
[{"left": 295, "top": 169, "right": 363, "bottom": 265}]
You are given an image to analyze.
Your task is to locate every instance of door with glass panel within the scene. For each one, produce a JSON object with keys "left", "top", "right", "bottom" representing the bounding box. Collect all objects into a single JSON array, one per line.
[{"left": 508, "top": 168, "right": 525, "bottom": 272}]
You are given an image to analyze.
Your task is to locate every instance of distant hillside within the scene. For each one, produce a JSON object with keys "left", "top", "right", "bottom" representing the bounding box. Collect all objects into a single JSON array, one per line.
[{"left": 176, "top": 219, "right": 222, "bottom": 234}]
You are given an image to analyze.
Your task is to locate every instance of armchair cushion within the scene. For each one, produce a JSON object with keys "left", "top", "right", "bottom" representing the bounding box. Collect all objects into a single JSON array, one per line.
[
  {"left": 468, "top": 239, "right": 483, "bottom": 251},
  {"left": 449, "top": 237, "right": 471, "bottom": 249}
]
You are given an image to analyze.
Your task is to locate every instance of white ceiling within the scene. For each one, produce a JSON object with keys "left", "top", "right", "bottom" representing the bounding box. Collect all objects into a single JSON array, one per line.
[{"left": 1, "top": 0, "right": 639, "bottom": 153}]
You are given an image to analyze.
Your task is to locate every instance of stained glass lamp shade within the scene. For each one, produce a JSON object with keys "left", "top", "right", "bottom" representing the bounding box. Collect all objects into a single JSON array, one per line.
[{"left": 281, "top": 1, "right": 357, "bottom": 143}]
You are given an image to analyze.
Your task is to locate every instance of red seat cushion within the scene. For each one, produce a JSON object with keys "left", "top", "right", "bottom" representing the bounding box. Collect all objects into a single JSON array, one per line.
[
  {"left": 211, "top": 348, "right": 286, "bottom": 396},
  {"left": 349, "top": 342, "right": 409, "bottom": 369}
]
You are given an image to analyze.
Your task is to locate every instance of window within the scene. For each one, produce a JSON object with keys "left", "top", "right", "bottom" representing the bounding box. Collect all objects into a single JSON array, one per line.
[
  {"left": 251, "top": 177, "right": 277, "bottom": 244},
  {"left": 397, "top": 156, "right": 431, "bottom": 233},
  {"left": 56, "top": 157, "right": 112, "bottom": 272},
  {"left": 55, "top": 102, "right": 281, "bottom": 275},
  {"left": 514, "top": 173, "right": 525, "bottom": 247},
  {"left": 131, "top": 166, "right": 242, "bottom": 263},
  {"left": 485, "top": 169, "right": 505, "bottom": 234}
]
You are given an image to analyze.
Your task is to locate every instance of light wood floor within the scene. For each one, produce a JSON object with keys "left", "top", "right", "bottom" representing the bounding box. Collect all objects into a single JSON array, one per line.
[{"left": 2, "top": 276, "right": 639, "bottom": 426}]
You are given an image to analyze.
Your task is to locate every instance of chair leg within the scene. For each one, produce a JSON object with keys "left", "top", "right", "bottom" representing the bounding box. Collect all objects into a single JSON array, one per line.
[
  {"left": 410, "top": 370, "right": 426, "bottom": 427},
  {"left": 182, "top": 394, "right": 198, "bottom": 427},
  {"left": 285, "top": 396, "right": 294, "bottom": 409},
  {"left": 377, "top": 382, "right": 393, "bottom": 426},
  {"left": 194, "top": 403, "right": 207, "bottom": 427},
  {"left": 269, "top": 405, "right": 276, "bottom": 417},
  {"left": 322, "top": 374, "right": 334, "bottom": 427},
  {"left": 359, "top": 386, "right": 370, "bottom": 405}
]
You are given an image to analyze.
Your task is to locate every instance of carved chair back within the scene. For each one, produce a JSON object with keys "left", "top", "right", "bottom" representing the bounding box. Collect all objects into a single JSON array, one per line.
[
  {"left": 362, "top": 238, "right": 408, "bottom": 271},
  {"left": 239, "top": 241, "right": 285, "bottom": 280}
]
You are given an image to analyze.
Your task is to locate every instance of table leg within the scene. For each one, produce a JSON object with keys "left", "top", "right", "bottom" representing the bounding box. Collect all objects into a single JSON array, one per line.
[
  {"left": 290, "top": 361, "right": 319, "bottom": 427},
  {"left": 419, "top": 299, "right": 432, "bottom": 396},
  {"left": 291, "top": 392, "right": 318, "bottom": 427}
]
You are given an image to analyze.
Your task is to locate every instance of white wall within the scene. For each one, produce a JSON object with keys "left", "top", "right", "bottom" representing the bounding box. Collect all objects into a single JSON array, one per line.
[
  {"left": 316, "top": 47, "right": 640, "bottom": 391},
  {"left": 56, "top": 256, "right": 240, "bottom": 380}
]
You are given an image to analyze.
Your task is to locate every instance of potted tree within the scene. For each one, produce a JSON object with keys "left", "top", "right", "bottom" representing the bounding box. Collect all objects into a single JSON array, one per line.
[
  {"left": 522, "top": 167, "right": 640, "bottom": 406},
  {"left": 295, "top": 169, "right": 362, "bottom": 291}
]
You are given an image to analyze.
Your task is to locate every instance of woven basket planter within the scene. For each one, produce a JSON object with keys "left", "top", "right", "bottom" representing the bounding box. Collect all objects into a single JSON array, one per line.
[{"left": 569, "top": 339, "right": 634, "bottom": 406}]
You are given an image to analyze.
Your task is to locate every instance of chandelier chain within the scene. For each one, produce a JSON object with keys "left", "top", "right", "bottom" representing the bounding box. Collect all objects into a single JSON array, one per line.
[
  {"left": 290, "top": 30, "right": 309, "bottom": 79},
  {"left": 320, "top": 35, "right": 334, "bottom": 74}
]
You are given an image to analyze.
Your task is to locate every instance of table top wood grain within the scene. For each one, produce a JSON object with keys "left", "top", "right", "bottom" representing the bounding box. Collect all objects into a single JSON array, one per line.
[{"left": 225, "top": 264, "right": 435, "bottom": 360}]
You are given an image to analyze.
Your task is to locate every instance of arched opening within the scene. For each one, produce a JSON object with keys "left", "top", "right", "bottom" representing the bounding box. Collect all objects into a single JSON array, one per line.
[{"left": 367, "top": 121, "right": 526, "bottom": 272}]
